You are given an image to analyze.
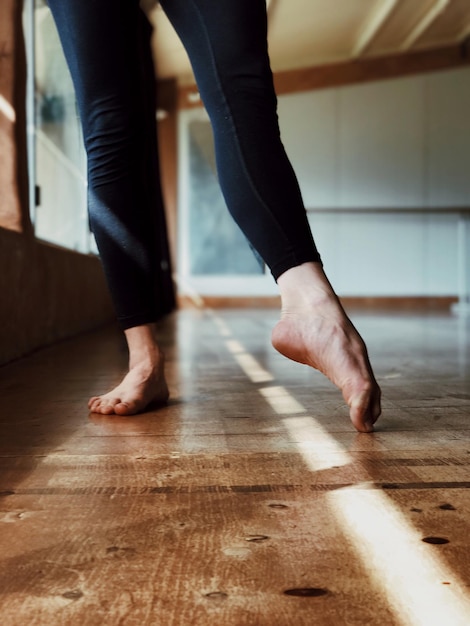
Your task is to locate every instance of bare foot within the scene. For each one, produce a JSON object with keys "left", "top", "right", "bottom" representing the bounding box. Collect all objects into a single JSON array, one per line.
[
  {"left": 274, "top": 263, "right": 381, "bottom": 433},
  {"left": 88, "top": 324, "right": 169, "bottom": 416}
]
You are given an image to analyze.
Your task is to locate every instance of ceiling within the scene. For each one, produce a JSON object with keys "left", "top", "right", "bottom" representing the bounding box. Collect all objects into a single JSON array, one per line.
[{"left": 145, "top": 0, "right": 470, "bottom": 84}]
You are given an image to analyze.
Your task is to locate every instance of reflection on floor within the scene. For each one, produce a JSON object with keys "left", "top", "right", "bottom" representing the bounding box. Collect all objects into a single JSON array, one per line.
[{"left": 1, "top": 308, "right": 470, "bottom": 625}]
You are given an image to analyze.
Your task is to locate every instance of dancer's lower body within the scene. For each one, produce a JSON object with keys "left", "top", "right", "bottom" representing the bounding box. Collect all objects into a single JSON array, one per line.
[{"left": 48, "top": 0, "right": 381, "bottom": 432}]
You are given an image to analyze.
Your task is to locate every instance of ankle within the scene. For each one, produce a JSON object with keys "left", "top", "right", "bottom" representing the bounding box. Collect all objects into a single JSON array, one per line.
[
  {"left": 124, "top": 323, "right": 163, "bottom": 369},
  {"left": 277, "top": 262, "right": 338, "bottom": 312}
]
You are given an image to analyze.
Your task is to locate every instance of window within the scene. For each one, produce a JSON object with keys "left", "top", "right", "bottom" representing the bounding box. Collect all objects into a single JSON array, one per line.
[
  {"left": 178, "top": 107, "right": 275, "bottom": 296},
  {"left": 24, "top": 0, "right": 95, "bottom": 253}
]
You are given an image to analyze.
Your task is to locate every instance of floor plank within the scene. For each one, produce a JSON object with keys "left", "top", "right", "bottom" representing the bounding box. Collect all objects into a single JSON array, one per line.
[{"left": 0, "top": 308, "right": 469, "bottom": 625}]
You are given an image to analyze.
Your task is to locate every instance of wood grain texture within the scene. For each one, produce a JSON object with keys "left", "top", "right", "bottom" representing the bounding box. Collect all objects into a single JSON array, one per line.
[
  {"left": 156, "top": 78, "right": 178, "bottom": 272},
  {"left": 0, "top": 309, "right": 469, "bottom": 625},
  {"left": 0, "top": 229, "right": 114, "bottom": 366},
  {"left": 0, "top": 0, "right": 31, "bottom": 233},
  {"left": 177, "top": 296, "right": 458, "bottom": 311},
  {"left": 273, "top": 44, "right": 470, "bottom": 96}
]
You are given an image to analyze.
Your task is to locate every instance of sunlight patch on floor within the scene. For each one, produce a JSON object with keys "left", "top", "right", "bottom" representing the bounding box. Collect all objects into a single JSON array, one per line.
[
  {"left": 224, "top": 339, "right": 274, "bottom": 383},
  {"left": 330, "top": 487, "right": 470, "bottom": 626},
  {"left": 260, "top": 386, "right": 305, "bottom": 415},
  {"left": 214, "top": 312, "right": 470, "bottom": 626}
]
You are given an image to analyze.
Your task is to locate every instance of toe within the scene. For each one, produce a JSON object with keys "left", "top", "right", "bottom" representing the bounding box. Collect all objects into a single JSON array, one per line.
[
  {"left": 114, "top": 401, "right": 139, "bottom": 416},
  {"left": 349, "top": 384, "right": 382, "bottom": 433},
  {"left": 99, "top": 405, "right": 115, "bottom": 415},
  {"left": 100, "top": 398, "right": 120, "bottom": 414},
  {"left": 89, "top": 398, "right": 102, "bottom": 413},
  {"left": 88, "top": 396, "right": 99, "bottom": 410},
  {"left": 349, "top": 388, "right": 376, "bottom": 433},
  {"left": 90, "top": 397, "right": 118, "bottom": 415}
]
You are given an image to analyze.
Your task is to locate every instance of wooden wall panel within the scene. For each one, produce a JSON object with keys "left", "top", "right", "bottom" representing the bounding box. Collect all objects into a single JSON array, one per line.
[
  {"left": 157, "top": 79, "right": 178, "bottom": 271},
  {"left": 0, "top": 228, "right": 114, "bottom": 365},
  {"left": 0, "top": 0, "right": 31, "bottom": 233},
  {"left": 0, "top": 1, "right": 115, "bottom": 365}
]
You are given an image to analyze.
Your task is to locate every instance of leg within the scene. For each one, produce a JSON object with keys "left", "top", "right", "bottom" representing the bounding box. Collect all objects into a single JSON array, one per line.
[
  {"left": 48, "top": 0, "right": 173, "bottom": 327},
  {"left": 88, "top": 324, "right": 169, "bottom": 415},
  {"left": 48, "top": 0, "right": 172, "bottom": 414},
  {"left": 161, "top": 0, "right": 381, "bottom": 431},
  {"left": 160, "top": 0, "right": 320, "bottom": 277}
]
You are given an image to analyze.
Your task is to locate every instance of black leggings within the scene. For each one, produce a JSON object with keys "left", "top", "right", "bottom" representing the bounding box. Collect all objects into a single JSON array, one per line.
[{"left": 47, "top": 0, "right": 321, "bottom": 329}]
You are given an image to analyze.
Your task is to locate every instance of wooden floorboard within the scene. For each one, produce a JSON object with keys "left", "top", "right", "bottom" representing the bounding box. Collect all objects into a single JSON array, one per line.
[{"left": 0, "top": 308, "right": 469, "bottom": 625}]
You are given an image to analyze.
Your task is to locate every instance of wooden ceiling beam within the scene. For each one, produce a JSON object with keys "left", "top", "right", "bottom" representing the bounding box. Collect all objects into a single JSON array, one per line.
[
  {"left": 352, "top": 0, "right": 399, "bottom": 58},
  {"left": 457, "top": 20, "right": 470, "bottom": 41},
  {"left": 273, "top": 43, "right": 470, "bottom": 96},
  {"left": 400, "top": 0, "right": 450, "bottom": 51},
  {"left": 178, "top": 43, "right": 470, "bottom": 108}
]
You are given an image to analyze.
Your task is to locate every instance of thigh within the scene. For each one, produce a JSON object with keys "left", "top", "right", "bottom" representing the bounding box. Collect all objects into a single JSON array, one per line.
[
  {"left": 159, "top": 0, "right": 274, "bottom": 103},
  {"left": 47, "top": 0, "right": 142, "bottom": 125}
]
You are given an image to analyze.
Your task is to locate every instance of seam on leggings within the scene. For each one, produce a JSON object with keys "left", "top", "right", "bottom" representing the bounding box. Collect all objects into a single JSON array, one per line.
[{"left": 187, "top": 0, "right": 300, "bottom": 263}]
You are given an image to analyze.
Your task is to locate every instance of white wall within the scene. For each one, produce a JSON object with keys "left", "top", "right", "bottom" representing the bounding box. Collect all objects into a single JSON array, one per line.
[{"left": 277, "top": 67, "right": 470, "bottom": 296}]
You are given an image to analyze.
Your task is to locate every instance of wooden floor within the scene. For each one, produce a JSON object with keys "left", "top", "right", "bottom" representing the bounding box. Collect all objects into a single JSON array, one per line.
[{"left": 1, "top": 307, "right": 470, "bottom": 625}]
